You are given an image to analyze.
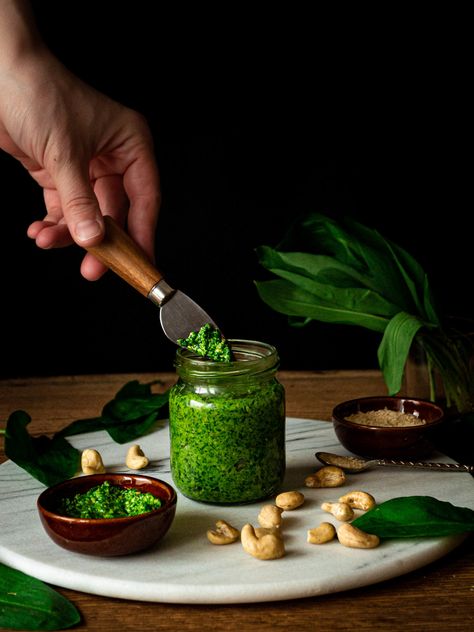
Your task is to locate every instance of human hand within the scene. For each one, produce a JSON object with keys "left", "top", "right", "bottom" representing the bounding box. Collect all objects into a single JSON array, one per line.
[{"left": 0, "top": 50, "right": 160, "bottom": 280}]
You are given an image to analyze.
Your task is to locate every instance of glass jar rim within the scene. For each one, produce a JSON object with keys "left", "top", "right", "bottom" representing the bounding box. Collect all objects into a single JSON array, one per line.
[{"left": 174, "top": 339, "right": 279, "bottom": 379}]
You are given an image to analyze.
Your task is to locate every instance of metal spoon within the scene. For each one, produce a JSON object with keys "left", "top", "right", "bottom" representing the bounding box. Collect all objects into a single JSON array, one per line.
[{"left": 315, "top": 451, "right": 474, "bottom": 473}]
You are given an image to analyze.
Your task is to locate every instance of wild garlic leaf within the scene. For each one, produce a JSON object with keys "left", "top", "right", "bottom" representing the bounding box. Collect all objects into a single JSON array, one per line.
[
  {"left": 258, "top": 263, "right": 399, "bottom": 317},
  {"left": 352, "top": 496, "right": 474, "bottom": 538},
  {"left": 298, "top": 213, "right": 367, "bottom": 272},
  {"left": 101, "top": 387, "right": 169, "bottom": 444},
  {"left": 308, "top": 214, "right": 421, "bottom": 312},
  {"left": 422, "top": 274, "right": 441, "bottom": 325},
  {"left": 102, "top": 392, "right": 169, "bottom": 423},
  {"left": 256, "top": 246, "right": 376, "bottom": 289},
  {"left": 377, "top": 312, "right": 425, "bottom": 395},
  {"left": 57, "top": 381, "right": 169, "bottom": 444},
  {"left": 255, "top": 279, "right": 390, "bottom": 332},
  {"left": 278, "top": 213, "right": 437, "bottom": 322},
  {"left": 104, "top": 410, "right": 165, "bottom": 444},
  {"left": 257, "top": 244, "right": 401, "bottom": 311},
  {"left": 383, "top": 239, "right": 431, "bottom": 321},
  {"left": 5, "top": 411, "right": 80, "bottom": 487},
  {"left": 114, "top": 379, "right": 158, "bottom": 398},
  {"left": 382, "top": 234, "right": 439, "bottom": 325},
  {"left": 53, "top": 416, "right": 105, "bottom": 438},
  {"left": 420, "top": 332, "right": 474, "bottom": 412},
  {"left": 256, "top": 212, "right": 473, "bottom": 410},
  {"left": 345, "top": 218, "right": 440, "bottom": 325},
  {"left": 0, "top": 563, "right": 80, "bottom": 630},
  {"left": 5, "top": 381, "right": 170, "bottom": 486},
  {"left": 341, "top": 217, "right": 419, "bottom": 313},
  {"left": 287, "top": 315, "right": 313, "bottom": 328}
]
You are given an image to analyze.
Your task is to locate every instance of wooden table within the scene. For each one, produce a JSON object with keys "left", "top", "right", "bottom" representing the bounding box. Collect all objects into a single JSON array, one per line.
[{"left": 1, "top": 370, "right": 473, "bottom": 631}]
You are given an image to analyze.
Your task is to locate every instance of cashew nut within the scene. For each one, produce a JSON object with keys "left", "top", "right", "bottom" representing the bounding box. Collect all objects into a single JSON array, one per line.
[
  {"left": 258, "top": 505, "right": 283, "bottom": 529},
  {"left": 241, "top": 524, "right": 285, "bottom": 560},
  {"left": 126, "top": 444, "right": 149, "bottom": 470},
  {"left": 207, "top": 520, "right": 240, "bottom": 545},
  {"left": 275, "top": 491, "right": 305, "bottom": 511},
  {"left": 321, "top": 501, "right": 354, "bottom": 522},
  {"left": 338, "top": 491, "right": 376, "bottom": 511},
  {"left": 255, "top": 526, "right": 282, "bottom": 538},
  {"left": 81, "top": 449, "right": 106, "bottom": 475},
  {"left": 305, "top": 466, "right": 346, "bottom": 488},
  {"left": 337, "top": 523, "right": 380, "bottom": 548},
  {"left": 307, "top": 522, "right": 336, "bottom": 544}
]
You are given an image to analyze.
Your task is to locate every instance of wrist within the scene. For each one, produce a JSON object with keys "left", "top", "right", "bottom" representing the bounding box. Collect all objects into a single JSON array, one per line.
[{"left": 0, "top": 1, "right": 48, "bottom": 73}]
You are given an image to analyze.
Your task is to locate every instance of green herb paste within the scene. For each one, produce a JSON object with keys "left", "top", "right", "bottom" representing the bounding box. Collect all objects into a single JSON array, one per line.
[
  {"left": 169, "top": 380, "right": 285, "bottom": 503},
  {"left": 59, "top": 481, "right": 162, "bottom": 519},
  {"left": 177, "top": 323, "right": 232, "bottom": 362}
]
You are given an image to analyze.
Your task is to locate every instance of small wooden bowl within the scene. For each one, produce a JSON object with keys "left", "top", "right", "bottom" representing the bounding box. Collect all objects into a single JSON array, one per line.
[
  {"left": 37, "top": 473, "right": 177, "bottom": 556},
  {"left": 332, "top": 396, "right": 445, "bottom": 459}
]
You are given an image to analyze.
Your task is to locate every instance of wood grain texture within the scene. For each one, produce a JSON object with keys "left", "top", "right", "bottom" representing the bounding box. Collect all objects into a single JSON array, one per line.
[
  {"left": 86, "top": 216, "right": 162, "bottom": 296},
  {"left": 1, "top": 370, "right": 472, "bottom": 631}
]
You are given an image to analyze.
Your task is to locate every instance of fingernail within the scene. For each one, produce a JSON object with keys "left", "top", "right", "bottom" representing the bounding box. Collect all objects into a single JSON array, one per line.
[{"left": 75, "top": 219, "right": 103, "bottom": 242}]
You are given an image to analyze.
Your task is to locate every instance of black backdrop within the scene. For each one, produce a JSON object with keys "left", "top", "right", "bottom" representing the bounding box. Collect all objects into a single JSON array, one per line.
[{"left": 1, "top": 2, "right": 471, "bottom": 378}]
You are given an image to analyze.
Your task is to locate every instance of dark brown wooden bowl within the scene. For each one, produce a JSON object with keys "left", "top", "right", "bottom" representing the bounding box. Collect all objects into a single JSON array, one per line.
[
  {"left": 37, "top": 473, "right": 177, "bottom": 556},
  {"left": 332, "top": 396, "right": 445, "bottom": 459}
]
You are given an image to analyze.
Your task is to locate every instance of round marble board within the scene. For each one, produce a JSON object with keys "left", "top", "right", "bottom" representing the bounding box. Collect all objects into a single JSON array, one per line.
[{"left": 1, "top": 417, "right": 473, "bottom": 604}]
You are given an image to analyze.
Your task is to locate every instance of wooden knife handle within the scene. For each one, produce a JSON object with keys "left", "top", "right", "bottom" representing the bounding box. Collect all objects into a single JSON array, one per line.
[{"left": 86, "top": 216, "right": 162, "bottom": 297}]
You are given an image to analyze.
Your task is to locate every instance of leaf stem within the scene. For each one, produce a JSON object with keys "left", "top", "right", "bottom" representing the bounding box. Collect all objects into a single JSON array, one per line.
[{"left": 427, "top": 354, "right": 436, "bottom": 403}]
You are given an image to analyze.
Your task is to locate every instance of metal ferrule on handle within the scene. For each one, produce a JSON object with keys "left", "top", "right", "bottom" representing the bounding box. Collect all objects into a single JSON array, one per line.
[{"left": 148, "top": 279, "right": 176, "bottom": 307}]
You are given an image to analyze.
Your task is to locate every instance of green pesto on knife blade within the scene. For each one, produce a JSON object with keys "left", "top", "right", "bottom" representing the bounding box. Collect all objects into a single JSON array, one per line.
[{"left": 177, "top": 323, "right": 232, "bottom": 362}]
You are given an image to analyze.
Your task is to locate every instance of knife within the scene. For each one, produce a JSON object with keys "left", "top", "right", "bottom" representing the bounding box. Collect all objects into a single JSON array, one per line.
[{"left": 86, "top": 216, "right": 218, "bottom": 344}]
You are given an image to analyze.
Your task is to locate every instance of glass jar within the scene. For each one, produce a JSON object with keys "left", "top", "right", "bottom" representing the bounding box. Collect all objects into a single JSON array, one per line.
[{"left": 169, "top": 339, "right": 286, "bottom": 504}]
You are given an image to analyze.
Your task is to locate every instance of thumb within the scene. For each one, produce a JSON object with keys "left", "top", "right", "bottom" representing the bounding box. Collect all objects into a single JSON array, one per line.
[{"left": 55, "top": 163, "right": 104, "bottom": 246}]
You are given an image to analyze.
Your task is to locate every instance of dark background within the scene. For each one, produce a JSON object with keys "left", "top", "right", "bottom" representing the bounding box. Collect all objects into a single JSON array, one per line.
[{"left": 1, "top": 3, "right": 471, "bottom": 378}]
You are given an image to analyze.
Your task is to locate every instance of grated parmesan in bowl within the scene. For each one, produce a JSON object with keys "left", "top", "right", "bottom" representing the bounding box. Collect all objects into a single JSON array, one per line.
[
  {"left": 331, "top": 396, "right": 445, "bottom": 458},
  {"left": 346, "top": 407, "right": 426, "bottom": 427}
]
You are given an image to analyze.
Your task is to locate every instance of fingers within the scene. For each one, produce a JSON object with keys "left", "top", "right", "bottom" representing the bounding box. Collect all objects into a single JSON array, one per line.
[
  {"left": 24, "top": 106, "right": 160, "bottom": 288},
  {"left": 30, "top": 171, "right": 105, "bottom": 249},
  {"left": 53, "top": 160, "right": 105, "bottom": 247},
  {"left": 28, "top": 169, "right": 109, "bottom": 280},
  {"left": 27, "top": 189, "right": 67, "bottom": 247},
  {"left": 79, "top": 174, "right": 130, "bottom": 280},
  {"left": 93, "top": 174, "right": 129, "bottom": 225},
  {"left": 123, "top": 151, "right": 161, "bottom": 263},
  {"left": 28, "top": 214, "right": 107, "bottom": 279},
  {"left": 80, "top": 251, "right": 108, "bottom": 281},
  {"left": 27, "top": 219, "right": 73, "bottom": 248},
  {"left": 28, "top": 188, "right": 74, "bottom": 248}
]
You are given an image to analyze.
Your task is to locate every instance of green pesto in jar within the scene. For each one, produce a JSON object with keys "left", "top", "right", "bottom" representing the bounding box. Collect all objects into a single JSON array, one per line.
[
  {"left": 169, "top": 340, "right": 285, "bottom": 503},
  {"left": 59, "top": 481, "right": 162, "bottom": 519}
]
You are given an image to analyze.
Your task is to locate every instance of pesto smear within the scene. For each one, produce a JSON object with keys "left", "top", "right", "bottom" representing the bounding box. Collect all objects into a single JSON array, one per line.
[
  {"left": 59, "top": 481, "right": 162, "bottom": 519},
  {"left": 177, "top": 323, "right": 232, "bottom": 362}
]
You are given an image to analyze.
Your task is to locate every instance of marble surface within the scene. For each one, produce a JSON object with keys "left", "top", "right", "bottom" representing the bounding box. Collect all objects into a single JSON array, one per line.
[{"left": 1, "top": 418, "right": 473, "bottom": 604}]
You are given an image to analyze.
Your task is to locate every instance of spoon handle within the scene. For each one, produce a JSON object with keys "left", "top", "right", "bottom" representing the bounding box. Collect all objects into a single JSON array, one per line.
[{"left": 376, "top": 459, "right": 474, "bottom": 473}]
